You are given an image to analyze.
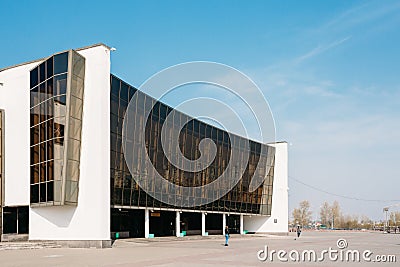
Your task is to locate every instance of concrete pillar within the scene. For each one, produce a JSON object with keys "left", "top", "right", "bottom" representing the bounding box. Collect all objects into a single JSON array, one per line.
[
  {"left": 145, "top": 209, "right": 150, "bottom": 238},
  {"left": 202, "top": 212, "right": 206, "bottom": 236},
  {"left": 222, "top": 213, "right": 226, "bottom": 235},
  {"left": 176, "top": 211, "right": 181, "bottom": 237},
  {"left": 240, "top": 214, "right": 244, "bottom": 234}
]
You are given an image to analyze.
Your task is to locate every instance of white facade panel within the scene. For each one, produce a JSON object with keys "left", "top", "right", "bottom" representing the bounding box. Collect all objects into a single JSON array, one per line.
[
  {"left": 29, "top": 45, "right": 111, "bottom": 242},
  {"left": 0, "top": 62, "right": 42, "bottom": 206},
  {"left": 244, "top": 142, "right": 288, "bottom": 233}
]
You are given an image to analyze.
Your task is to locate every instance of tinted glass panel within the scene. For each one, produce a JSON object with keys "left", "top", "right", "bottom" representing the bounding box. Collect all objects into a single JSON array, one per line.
[
  {"left": 30, "top": 49, "right": 84, "bottom": 206},
  {"left": 46, "top": 57, "right": 53, "bottom": 78},
  {"left": 54, "top": 52, "right": 69, "bottom": 74},
  {"left": 39, "top": 62, "right": 46, "bottom": 83},
  {"left": 109, "top": 75, "right": 275, "bottom": 215},
  {"left": 54, "top": 74, "right": 67, "bottom": 96},
  {"left": 30, "top": 67, "right": 38, "bottom": 88}
]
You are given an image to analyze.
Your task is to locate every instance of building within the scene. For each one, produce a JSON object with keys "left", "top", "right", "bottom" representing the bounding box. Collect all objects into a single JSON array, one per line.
[{"left": 0, "top": 44, "right": 288, "bottom": 248}]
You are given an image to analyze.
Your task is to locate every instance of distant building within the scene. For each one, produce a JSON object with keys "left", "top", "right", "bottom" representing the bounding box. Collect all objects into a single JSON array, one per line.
[{"left": 0, "top": 44, "right": 288, "bottom": 247}]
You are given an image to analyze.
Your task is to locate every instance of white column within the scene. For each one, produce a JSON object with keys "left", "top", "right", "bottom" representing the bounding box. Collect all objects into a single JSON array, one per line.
[
  {"left": 222, "top": 213, "right": 226, "bottom": 235},
  {"left": 176, "top": 211, "right": 181, "bottom": 237},
  {"left": 202, "top": 212, "right": 206, "bottom": 236},
  {"left": 240, "top": 214, "right": 244, "bottom": 234},
  {"left": 145, "top": 209, "right": 150, "bottom": 238}
]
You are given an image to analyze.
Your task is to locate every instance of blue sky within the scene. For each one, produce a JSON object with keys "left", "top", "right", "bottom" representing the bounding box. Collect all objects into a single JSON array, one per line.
[{"left": 1, "top": 0, "right": 400, "bottom": 220}]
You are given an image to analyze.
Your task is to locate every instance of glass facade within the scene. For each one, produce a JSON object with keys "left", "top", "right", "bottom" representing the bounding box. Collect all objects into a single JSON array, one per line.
[
  {"left": 110, "top": 75, "right": 275, "bottom": 215},
  {"left": 30, "top": 50, "right": 85, "bottom": 206}
]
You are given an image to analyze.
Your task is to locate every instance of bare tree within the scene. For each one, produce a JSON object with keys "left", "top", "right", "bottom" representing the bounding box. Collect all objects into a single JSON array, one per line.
[
  {"left": 390, "top": 211, "right": 400, "bottom": 226},
  {"left": 319, "top": 201, "right": 341, "bottom": 229},
  {"left": 331, "top": 201, "right": 341, "bottom": 228},
  {"left": 320, "top": 201, "right": 374, "bottom": 230},
  {"left": 292, "top": 200, "right": 312, "bottom": 227},
  {"left": 320, "top": 201, "right": 331, "bottom": 226}
]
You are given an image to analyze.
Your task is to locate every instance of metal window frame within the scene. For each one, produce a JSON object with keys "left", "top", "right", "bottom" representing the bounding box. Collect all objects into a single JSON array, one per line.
[{"left": 30, "top": 50, "right": 85, "bottom": 207}]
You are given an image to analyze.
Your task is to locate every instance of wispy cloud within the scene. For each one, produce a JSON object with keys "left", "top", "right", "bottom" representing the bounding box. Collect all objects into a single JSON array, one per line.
[
  {"left": 295, "top": 36, "right": 352, "bottom": 64},
  {"left": 250, "top": 1, "right": 400, "bottom": 220},
  {"left": 321, "top": 1, "right": 400, "bottom": 32}
]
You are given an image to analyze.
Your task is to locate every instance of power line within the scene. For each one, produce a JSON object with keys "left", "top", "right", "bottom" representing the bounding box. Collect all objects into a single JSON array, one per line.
[{"left": 289, "top": 176, "right": 400, "bottom": 203}]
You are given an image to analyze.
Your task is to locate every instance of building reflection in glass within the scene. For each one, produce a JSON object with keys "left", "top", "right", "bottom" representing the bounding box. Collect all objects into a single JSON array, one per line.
[{"left": 110, "top": 75, "right": 275, "bottom": 215}]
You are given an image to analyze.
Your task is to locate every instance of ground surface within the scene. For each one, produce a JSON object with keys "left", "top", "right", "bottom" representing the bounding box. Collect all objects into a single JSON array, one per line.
[{"left": 0, "top": 231, "right": 399, "bottom": 266}]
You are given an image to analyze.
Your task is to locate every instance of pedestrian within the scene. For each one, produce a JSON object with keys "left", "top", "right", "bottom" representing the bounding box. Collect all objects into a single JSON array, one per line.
[
  {"left": 224, "top": 225, "right": 230, "bottom": 246},
  {"left": 295, "top": 225, "right": 301, "bottom": 240}
]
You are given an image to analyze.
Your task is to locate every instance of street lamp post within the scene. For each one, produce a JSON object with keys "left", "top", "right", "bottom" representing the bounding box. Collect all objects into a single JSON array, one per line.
[{"left": 383, "top": 207, "right": 389, "bottom": 232}]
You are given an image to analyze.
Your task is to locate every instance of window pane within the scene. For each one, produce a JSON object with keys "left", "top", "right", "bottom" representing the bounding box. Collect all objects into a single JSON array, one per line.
[
  {"left": 111, "top": 77, "right": 120, "bottom": 96},
  {"left": 67, "top": 139, "right": 81, "bottom": 161},
  {"left": 46, "top": 57, "right": 53, "bottom": 78},
  {"left": 121, "top": 82, "right": 129, "bottom": 101},
  {"left": 66, "top": 160, "right": 79, "bottom": 181},
  {"left": 71, "top": 75, "right": 84, "bottom": 99},
  {"left": 30, "top": 185, "right": 39, "bottom": 203},
  {"left": 32, "top": 106, "right": 40, "bottom": 126},
  {"left": 46, "top": 78, "right": 53, "bottom": 97},
  {"left": 31, "top": 164, "right": 39, "bottom": 184},
  {"left": 30, "top": 86, "right": 39, "bottom": 108},
  {"left": 72, "top": 51, "right": 85, "bottom": 78},
  {"left": 40, "top": 121, "right": 46, "bottom": 143},
  {"left": 47, "top": 139, "right": 54, "bottom": 161},
  {"left": 54, "top": 99, "right": 66, "bottom": 117},
  {"left": 68, "top": 117, "right": 82, "bottom": 140},
  {"left": 39, "top": 63, "right": 46, "bottom": 83},
  {"left": 32, "top": 125, "right": 39, "bottom": 146},
  {"left": 53, "top": 74, "right": 67, "bottom": 96},
  {"left": 40, "top": 183, "right": 46, "bottom": 202},
  {"left": 40, "top": 162, "right": 46, "bottom": 182},
  {"left": 47, "top": 181, "right": 54, "bottom": 201},
  {"left": 69, "top": 96, "right": 83, "bottom": 119},
  {"left": 54, "top": 52, "right": 69, "bottom": 74},
  {"left": 30, "top": 67, "right": 38, "bottom": 88},
  {"left": 53, "top": 160, "right": 63, "bottom": 181},
  {"left": 39, "top": 83, "right": 46, "bottom": 104}
]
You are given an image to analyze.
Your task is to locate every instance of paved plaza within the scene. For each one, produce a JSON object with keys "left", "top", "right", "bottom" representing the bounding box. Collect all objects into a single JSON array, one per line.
[{"left": 0, "top": 231, "right": 399, "bottom": 266}]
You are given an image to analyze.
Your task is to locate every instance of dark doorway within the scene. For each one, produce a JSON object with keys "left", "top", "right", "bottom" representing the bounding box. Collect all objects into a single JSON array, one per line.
[
  {"left": 149, "top": 210, "right": 175, "bottom": 237},
  {"left": 2, "top": 206, "right": 29, "bottom": 234},
  {"left": 111, "top": 208, "right": 144, "bottom": 238},
  {"left": 180, "top": 212, "right": 201, "bottom": 235},
  {"left": 227, "top": 214, "right": 240, "bottom": 234},
  {"left": 206, "top": 213, "right": 223, "bottom": 235}
]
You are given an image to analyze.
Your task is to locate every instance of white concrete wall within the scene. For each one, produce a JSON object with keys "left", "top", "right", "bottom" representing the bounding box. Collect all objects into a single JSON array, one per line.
[
  {"left": 0, "top": 62, "right": 42, "bottom": 206},
  {"left": 29, "top": 45, "right": 111, "bottom": 241},
  {"left": 244, "top": 142, "right": 288, "bottom": 233}
]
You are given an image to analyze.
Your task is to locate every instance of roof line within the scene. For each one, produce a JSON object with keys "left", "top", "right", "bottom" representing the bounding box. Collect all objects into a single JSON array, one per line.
[
  {"left": 0, "top": 58, "right": 45, "bottom": 73},
  {"left": 75, "top": 43, "right": 112, "bottom": 51},
  {"left": 0, "top": 43, "right": 111, "bottom": 73}
]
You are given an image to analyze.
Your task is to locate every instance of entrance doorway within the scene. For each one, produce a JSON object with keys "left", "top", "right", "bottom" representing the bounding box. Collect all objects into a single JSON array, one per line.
[
  {"left": 111, "top": 208, "right": 145, "bottom": 238},
  {"left": 180, "top": 212, "right": 201, "bottom": 235},
  {"left": 227, "top": 214, "right": 240, "bottom": 234},
  {"left": 149, "top": 210, "right": 175, "bottom": 237},
  {"left": 206, "top": 213, "right": 223, "bottom": 235},
  {"left": 2, "top": 206, "right": 29, "bottom": 235}
]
